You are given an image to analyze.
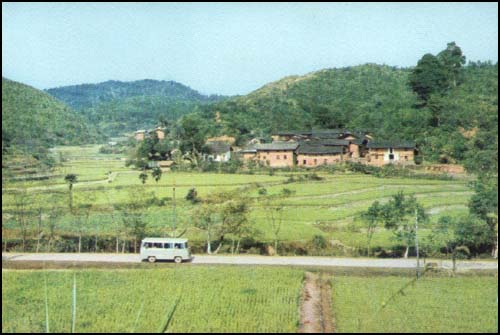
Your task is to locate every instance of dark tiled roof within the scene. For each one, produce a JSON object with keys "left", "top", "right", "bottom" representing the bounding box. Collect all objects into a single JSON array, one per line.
[
  {"left": 275, "top": 131, "right": 312, "bottom": 136},
  {"left": 298, "top": 144, "right": 344, "bottom": 154},
  {"left": 350, "top": 139, "right": 366, "bottom": 145},
  {"left": 367, "top": 140, "right": 416, "bottom": 149},
  {"left": 256, "top": 142, "right": 299, "bottom": 151},
  {"left": 240, "top": 144, "right": 258, "bottom": 153},
  {"left": 206, "top": 141, "right": 231, "bottom": 154},
  {"left": 304, "top": 139, "right": 350, "bottom": 146}
]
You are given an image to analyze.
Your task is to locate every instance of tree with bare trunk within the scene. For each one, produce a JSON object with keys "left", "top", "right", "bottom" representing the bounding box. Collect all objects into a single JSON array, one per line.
[
  {"left": 192, "top": 203, "right": 222, "bottom": 254},
  {"left": 380, "top": 192, "right": 428, "bottom": 258},
  {"left": 64, "top": 174, "right": 78, "bottom": 212},
  {"left": 12, "top": 187, "right": 30, "bottom": 252}
]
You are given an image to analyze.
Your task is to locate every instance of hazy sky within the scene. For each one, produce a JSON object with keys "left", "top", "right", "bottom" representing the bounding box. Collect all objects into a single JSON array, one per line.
[{"left": 2, "top": 2, "right": 498, "bottom": 95}]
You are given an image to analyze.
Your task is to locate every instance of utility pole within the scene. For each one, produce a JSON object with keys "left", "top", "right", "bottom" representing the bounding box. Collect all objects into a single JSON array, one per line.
[
  {"left": 415, "top": 207, "right": 420, "bottom": 278},
  {"left": 172, "top": 177, "right": 177, "bottom": 235}
]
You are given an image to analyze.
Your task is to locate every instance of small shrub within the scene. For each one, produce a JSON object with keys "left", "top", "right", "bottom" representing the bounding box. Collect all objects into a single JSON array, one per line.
[
  {"left": 185, "top": 188, "right": 200, "bottom": 204},
  {"left": 311, "top": 235, "right": 327, "bottom": 249},
  {"left": 281, "top": 188, "right": 295, "bottom": 197}
]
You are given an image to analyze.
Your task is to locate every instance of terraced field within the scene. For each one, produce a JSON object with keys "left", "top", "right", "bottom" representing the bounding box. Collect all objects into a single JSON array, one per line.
[{"left": 2, "top": 145, "right": 474, "bottom": 252}]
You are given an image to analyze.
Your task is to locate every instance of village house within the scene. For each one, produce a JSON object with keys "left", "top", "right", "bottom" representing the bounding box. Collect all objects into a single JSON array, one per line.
[
  {"left": 134, "top": 127, "right": 166, "bottom": 141},
  {"left": 296, "top": 143, "right": 346, "bottom": 167},
  {"left": 134, "top": 130, "right": 146, "bottom": 141},
  {"left": 153, "top": 127, "right": 166, "bottom": 140},
  {"left": 239, "top": 144, "right": 258, "bottom": 162},
  {"left": 366, "top": 141, "right": 417, "bottom": 166},
  {"left": 243, "top": 142, "right": 298, "bottom": 167},
  {"left": 204, "top": 141, "right": 232, "bottom": 162}
]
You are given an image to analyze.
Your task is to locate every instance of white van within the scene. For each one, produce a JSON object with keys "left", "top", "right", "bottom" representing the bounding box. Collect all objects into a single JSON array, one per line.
[{"left": 140, "top": 238, "right": 193, "bottom": 263}]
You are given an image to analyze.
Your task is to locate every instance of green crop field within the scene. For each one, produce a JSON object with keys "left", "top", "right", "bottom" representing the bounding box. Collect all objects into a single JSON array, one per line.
[
  {"left": 2, "top": 145, "right": 476, "bottom": 254},
  {"left": 2, "top": 267, "right": 303, "bottom": 333},
  {"left": 332, "top": 274, "right": 498, "bottom": 333},
  {"left": 3, "top": 267, "right": 497, "bottom": 333}
]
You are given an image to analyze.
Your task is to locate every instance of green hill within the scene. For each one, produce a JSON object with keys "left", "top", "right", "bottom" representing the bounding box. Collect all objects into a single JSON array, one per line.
[
  {"left": 46, "top": 79, "right": 228, "bottom": 136},
  {"left": 2, "top": 78, "right": 104, "bottom": 167},
  {"left": 201, "top": 62, "right": 497, "bottom": 166}
]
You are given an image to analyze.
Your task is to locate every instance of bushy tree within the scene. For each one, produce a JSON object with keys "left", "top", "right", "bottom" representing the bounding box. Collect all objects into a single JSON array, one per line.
[{"left": 380, "top": 192, "right": 428, "bottom": 258}]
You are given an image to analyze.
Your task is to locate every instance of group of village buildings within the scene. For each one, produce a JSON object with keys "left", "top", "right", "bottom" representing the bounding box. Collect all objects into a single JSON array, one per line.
[{"left": 134, "top": 128, "right": 417, "bottom": 168}]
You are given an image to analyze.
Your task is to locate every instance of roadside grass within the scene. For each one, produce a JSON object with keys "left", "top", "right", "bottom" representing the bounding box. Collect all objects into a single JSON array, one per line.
[
  {"left": 2, "top": 267, "right": 303, "bottom": 333},
  {"left": 332, "top": 274, "right": 498, "bottom": 333}
]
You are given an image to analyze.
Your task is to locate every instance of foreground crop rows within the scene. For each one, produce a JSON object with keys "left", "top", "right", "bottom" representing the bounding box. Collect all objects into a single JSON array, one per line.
[{"left": 2, "top": 267, "right": 497, "bottom": 333}]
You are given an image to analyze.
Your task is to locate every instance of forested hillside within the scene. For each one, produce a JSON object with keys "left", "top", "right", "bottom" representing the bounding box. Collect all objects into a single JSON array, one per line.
[
  {"left": 46, "top": 79, "right": 227, "bottom": 136},
  {"left": 2, "top": 78, "right": 104, "bottom": 167},
  {"left": 197, "top": 47, "right": 497, "bottom": 168}
]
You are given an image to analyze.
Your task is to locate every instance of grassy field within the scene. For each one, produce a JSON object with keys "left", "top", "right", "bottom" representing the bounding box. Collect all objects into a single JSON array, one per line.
[
  {"left": 332, "top": 274, "right": 498, "bottom": 333},
  {"left": 2, "top": 145, "right": 475, "bottom": 253},
  {"left": 2, "top": 267, "right": 303, "bottom": 333}
]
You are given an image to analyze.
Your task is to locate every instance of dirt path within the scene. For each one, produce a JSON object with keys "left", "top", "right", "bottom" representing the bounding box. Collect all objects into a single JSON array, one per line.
[{"left": 299, "top": 272, "right": 334, "bottom": 333}]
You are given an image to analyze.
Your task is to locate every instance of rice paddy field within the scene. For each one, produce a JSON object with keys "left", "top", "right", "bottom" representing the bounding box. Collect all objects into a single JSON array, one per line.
[
  {"left": 2, "top": 267, "right": 497, "bottom": 333},
  {"left": 2, "top": 145, "right": 475, "bottom": 253},
  {"left": 332, "top": 274, "right": 498, "bottom": 333},
  {"left": 1, "top": 267, "right": 304, "bottom": 333}
]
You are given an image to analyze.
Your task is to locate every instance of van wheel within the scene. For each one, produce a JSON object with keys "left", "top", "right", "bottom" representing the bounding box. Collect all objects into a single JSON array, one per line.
[
  {"left": 148, "top": 256, "right": 156, "bottom": 263},
  {"left": 174, "top": 257, "right": 182, "bottom": 264}
]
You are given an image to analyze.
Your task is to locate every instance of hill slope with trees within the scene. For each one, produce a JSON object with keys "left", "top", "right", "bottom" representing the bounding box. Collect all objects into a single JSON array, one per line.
[
  {"left": 194, "top": 43, "right": 497, "bottom": 168},
  {"left": 46, "top": 79, "right": 227, "bottom": 136},
  {"left": 2, "top": 78, "right": 104, "bottom": 169}
]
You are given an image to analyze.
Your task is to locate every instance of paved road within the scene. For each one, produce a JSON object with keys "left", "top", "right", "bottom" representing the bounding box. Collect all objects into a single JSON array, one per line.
[{"left": 2, "top": 253, "right": 497, "bottom": 270}]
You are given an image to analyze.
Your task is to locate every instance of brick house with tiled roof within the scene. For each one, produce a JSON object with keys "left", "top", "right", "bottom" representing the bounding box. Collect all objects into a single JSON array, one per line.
[{"left": 366, "top": 141, "right": 417, "bottom": 166}]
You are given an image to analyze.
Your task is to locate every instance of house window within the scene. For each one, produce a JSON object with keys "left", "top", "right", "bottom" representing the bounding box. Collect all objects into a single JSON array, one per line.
[
  {"left": 314, "top": 159, "right": 317, "bottom": 165},
  {"left": 284, "top": 155, "right": 287, "bottom": 159},
  {"left": 389, "top": 154, "right": 394, "bottom": 160},
  {"left": 405, "top": 156, "right": 408, "bottom": 160},
  {"left": 303, "top": 160, "right": 307, "bottom": 165}
]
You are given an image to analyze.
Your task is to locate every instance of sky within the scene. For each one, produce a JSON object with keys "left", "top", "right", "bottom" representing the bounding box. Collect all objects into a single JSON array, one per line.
[{"left": 2, "top": 2, "right": 498, "bottom": 96}]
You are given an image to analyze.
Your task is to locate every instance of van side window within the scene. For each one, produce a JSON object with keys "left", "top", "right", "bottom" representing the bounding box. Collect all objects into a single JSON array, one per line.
[
  {"left": 174, "top": 243, "right": 183, "bottom": 249},
  {"left": 164, "top": 243, "right": 173, "bottom": 249},
  {"left": 144, "top": 242, "right": 153, "bottom": 248},
  {"left": 153, "top": 243, "right": 162, "bottom": 248}
]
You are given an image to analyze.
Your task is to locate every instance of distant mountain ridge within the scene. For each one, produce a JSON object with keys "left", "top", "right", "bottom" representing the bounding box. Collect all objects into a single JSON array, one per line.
[
  {"left": 46, "top": 79, "right": 225, "bottom": 110},
  {"left": 45, "top": 79, "right": 228, "bottom": 137}
]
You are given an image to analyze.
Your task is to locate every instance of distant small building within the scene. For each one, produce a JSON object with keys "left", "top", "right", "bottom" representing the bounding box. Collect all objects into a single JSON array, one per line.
[
  {"left": 240, "top": 144, "right": 258, "bottom": 162},
  {"left": 135, "top": 130, "right": 146, "bottom": 141},
  {"left": 248, "top": 137, "right": 267, "bottom": 145},
  {"left": 205, "top": 141, "right": 232, "bottom": 162},
  {"left": 366, "top": 141, "right": 416, "bottom": 166},
  {"left": 158, "top": 160, "right": 175, "bottom": 169},
  {"left": 153, "top": 127, "right": 166, "bottom": 140}
]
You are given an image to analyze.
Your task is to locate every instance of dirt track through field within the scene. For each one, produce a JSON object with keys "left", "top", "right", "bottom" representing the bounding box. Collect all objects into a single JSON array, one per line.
[{"left": 299, "top": 272, "right": 334, "bottom": 333}]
